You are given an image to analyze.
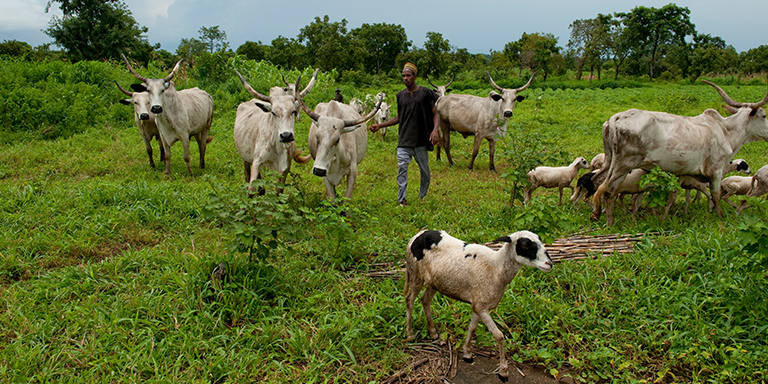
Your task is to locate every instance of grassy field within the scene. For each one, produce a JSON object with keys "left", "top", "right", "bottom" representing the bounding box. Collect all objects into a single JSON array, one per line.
[{"left": 1, "top": 59, "right": 767, "bottom": 383}]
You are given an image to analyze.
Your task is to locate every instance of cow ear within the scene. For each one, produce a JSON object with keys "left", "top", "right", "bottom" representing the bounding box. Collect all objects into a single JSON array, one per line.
[
  {"left": 119, "top": 99, "right": 131, "bottom": 105},
  {"left": 489, "top": 91, "right": 502, "bottom": 101},
  {"left": 722, "top": 104, "right": 739, "bottom": 115},
  {"left": 750, "top": 108, "right": 758, "bottom": 117},
  {"left": 516, "top": 95, "right": 525, "bottom": 102},
  {"left": 445, "top": 88, "right": 451, "bottom": 94},
  {"left": 254, "top": 102, "right": 271, "bottom": 113},
  {"left": 130, "top": 83, "right": 147, "bottom": 92}
]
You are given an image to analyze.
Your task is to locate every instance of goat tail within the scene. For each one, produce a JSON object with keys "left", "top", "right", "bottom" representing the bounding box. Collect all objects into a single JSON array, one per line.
[{"left": 293, "top": 149, "right": 312, "bottom": 165}]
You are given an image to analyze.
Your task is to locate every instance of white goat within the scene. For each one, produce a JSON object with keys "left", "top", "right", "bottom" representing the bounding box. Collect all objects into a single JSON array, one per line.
[
  {"left": 672, "top": 159, "right": 751, "bottom": 213},
  {"left": 525, "top": 157, "right": 590, "bottom": 205},
  {"left": 590, "top": 153, "right": 605, "bottom": 172},
  {"left": 728, "top": 164, "right": 768, "bottom": 214},
  {"left": 404, "top": 230, "right": 552, "bottom": 382}
]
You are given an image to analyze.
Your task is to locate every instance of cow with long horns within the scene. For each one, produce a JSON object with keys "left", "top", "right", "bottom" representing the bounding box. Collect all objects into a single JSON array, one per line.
[
  {"left": 115, "top": 81, "right": 164, "bottom": 168},
  {"left": 233, "top": 69, "right": 319, "bottom": 193},
  {"left": 121, "top": 54, "right": 214, "bottom": 176},
  {"left": 434, "top": 72, "right": 535, "bottom": 170},
  {"left": 298, "top": 94, "right": 382, "bottom": 201},
  {"left": 591, "top": 80, "right": 768, "bottom": 226}
]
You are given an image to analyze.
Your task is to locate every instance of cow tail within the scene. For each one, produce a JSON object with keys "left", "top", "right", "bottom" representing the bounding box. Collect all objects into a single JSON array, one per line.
[{"left": 293, "top": 149, "right": 312, "bottom": 165}]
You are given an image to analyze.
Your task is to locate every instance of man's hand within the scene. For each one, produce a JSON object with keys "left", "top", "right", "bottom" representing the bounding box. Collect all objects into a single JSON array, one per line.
[
  {"left": 369, "top": 124, "right": 380, "bottom": 133},
  {"left": 429, "top": 127, "right": 440, "bottom": 145}
]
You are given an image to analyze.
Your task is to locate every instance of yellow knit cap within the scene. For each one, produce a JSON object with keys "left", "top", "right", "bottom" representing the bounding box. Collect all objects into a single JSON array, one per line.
[{"left": 403, "top": 62, "right": 417, "bottom": 75}]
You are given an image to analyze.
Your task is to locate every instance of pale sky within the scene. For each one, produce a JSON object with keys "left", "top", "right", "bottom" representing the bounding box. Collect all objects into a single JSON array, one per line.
[{"left": 2, "top": 0, "right": 766, "bottom": 54}]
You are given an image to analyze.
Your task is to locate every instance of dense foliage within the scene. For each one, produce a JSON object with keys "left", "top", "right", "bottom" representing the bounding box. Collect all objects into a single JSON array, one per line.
[{"left": 1, "top": 58, "right": 767, "bottom": 383}]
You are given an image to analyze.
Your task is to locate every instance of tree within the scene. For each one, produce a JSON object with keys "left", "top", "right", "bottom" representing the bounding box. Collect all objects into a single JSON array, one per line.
[
  {"left": 351, "top": 22, "right": 410, "bottom": 74},
  {"left": 199, "top": 25, "right": 228, "bottom": 53},
  {"left": 298, "top": 15, "right": 362, "bottom": 72},
  {"left": 423, "top": 31, "right": 451, "bottom": 79},
  {"left": 0, "top": 40, "right": 32, "bottom": 57},
  {"left": 175, "top": 37, "right": 207, "bottom": 66},
  {"left": 568, "top": 14, "right": 612, "bottom": 81},
  {"left": 688, "top": 34, "right": 737, "bottom": 80},
  {"left": 509, "top": 33, "right": 560, "bottom": 80},
  {"left": 617, "top": 4, "right": 695, "bottom": 80},
  {"left": 45, "top": 0, "right": 153, "bottom": 62},
  {"left": 267, "top": 36, "right": 308, "bottom": 70},
  {"left": 740, "top": 45, "right": 768, "bottom": 75},
  {"left": 237, "top": 41, "right": 269, "bottom": 62}
]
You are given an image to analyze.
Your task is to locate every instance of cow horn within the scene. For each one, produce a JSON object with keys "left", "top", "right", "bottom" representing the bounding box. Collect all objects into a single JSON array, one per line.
[
  {"left": 164, "top": 59, "right": 184, "bottom": 82},
  {"left": 344, "top": 94, "right": 382, "bottom": 127},
  {"left": 427, "top": 76, "right": 437, "bottom": 88},
  {"left": 114, "top": 80, "right": 133, "bottom": 97},
  {"left": 282, "top": 73, "right": 290, "bottom": 86},
  {"left": 486, "top": 71, "right": 504, "bottom": 92},
  {"left": 446, "top": 75, "right": 454, "bottom": 88},
  {"left": 515, "top": 72, "right": 536, "bottom": 93},
  {"left": 297, "top": 96, "right": 321, "bottom": 122},
  {"left": 235, "top": 70, "right": 271, "bottom": 103},
  {"left": 705, "top": 80, "right": 768, "bottom": 110},
  {"left": 121, "top": 53, "right": 149, "bottom": 83},
  {"left": 299, "top": 68, "right": 320, "bottom": 98}
]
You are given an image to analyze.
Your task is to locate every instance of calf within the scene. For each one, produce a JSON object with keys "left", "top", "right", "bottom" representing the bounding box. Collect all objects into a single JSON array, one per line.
[{"left": 115, "top": 81, "right": 164, "bottom": 168}]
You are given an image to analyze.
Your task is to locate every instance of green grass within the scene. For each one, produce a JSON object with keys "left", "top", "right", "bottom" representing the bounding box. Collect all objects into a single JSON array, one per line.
[{"left": 1, "top": 59, "right": 768, "bottom": 383}]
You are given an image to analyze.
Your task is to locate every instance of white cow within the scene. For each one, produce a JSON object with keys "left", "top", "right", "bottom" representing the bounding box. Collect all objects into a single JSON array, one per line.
[
  {"left": 591, "top": 80, "right": 768, "bottom": 226},
  {"left": 115, "top": 81, "right": 164, "bottom": 168},
  {"left": 373, "top": 101, "right": 391, "bottom": 141},
  {"left": 298, "top": 95, "right": 382, "bottom": 201},
  {"left": 233, "top": 69, "right": 319, "bottom": 193},
  {"left": 122, "top": 54, "right": 214, "bottom": 176},
  {"left": 435, "top": 72, "right": 535, "bottom": 170},
  {"left": 427, "top": 76, "right": 454, "bottom": 97}
]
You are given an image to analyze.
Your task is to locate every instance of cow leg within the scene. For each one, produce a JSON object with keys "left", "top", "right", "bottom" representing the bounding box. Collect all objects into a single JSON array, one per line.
[
  {"left": 477, "top": 311, "right": 508, "bottom": 382},
  {"left": 156, "top": 135, "right": 166, "bottom": 169},
  {"left": 323, "top": 178, "right": 337, "bottom": 202},
  {"left": 195, "top": 131, "right": 208, "bottom": 169},
  {"left": 420, "top": 287, "right": 439, "bottom": 339},
  {"left": 663, "top": 190, "right": 677, "bottom": 218},
  {"left": 443, "top": 127, "right": 454, "bottom": 166},
  {"left": 709, "top": 176, "right": 724, "bottom": 216},
  {"left": 488, "top": 139, "right": 496, "bottom": 171},
  {"left": 142, "top": 136, "right": 155, "bottom": 168},
  {"left": 248, "top": 161, "right": 263, "bottom": 195},
  {"left": 468, "top": 135, "right": 483, "bottom": 170},
  {"left": 242, "top": 161, "right": 251, "bottom": 183},
  {"left": 461, "top": 313, "right": 480, "bottom": 362},
  {"left": 162, "top": 142, "right": 172, "bottom": 176},
  {"left": 180, "top": 136, "right": 194, "bottom": 176},
  {"left": 344, "top": 166, "right": 357, "bottom": 199}
]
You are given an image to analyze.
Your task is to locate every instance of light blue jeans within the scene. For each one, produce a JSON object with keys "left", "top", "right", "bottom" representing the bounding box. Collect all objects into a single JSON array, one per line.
[{"left": 397, "top": 146, "right": 430, "bottom": 203}]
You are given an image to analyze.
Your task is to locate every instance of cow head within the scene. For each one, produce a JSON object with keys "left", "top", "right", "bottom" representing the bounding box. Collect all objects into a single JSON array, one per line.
[
  {"left": 427, "top": 76, "right": 454, "bottom": 97},
  {"left": 486, "top": 71, "right": 535, "bottom": 121},
  {"left": 235, "top": 68, "right": 319, "bottom": 143},
  {"left": 122, "top": 54, "right": 182, "bottom": 115},
  {"left": 374, "top": 102, "right": 391, "bottom": 125},
  {"left": 115, "top": 80, "right": 152, "bottom": 122},
  {"left": 299, "top": 95, "right": 382, "bottom": 177},
  {"left": 704, "top": 80, "right": 768, "bottom": 141}
]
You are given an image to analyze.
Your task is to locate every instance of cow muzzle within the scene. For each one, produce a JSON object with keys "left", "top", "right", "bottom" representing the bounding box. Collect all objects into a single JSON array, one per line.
[
  {"left": 312, "top": 167, "right": 327, "bottom": 177},
  {"left": 503, "top": 111, "right": 513, "bottom": 118},
  {"left": 139, "top": 113, "right": 150, "bottom": 120},
  {"left": 151, "top": 105, "right": 163, "bottom": 114},
  {"left": 279, "top": 132, "right": 295, "bottom": 143}
]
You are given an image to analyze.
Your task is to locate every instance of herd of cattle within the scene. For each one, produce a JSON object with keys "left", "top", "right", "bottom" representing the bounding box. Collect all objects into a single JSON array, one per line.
[{"left": 115, "top": 55, "right": 768, "bottom": 226}]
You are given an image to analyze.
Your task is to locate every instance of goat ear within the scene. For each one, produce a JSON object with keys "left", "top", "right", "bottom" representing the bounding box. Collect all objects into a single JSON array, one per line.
[{"left": 493, "top": 235, "right": 512, "bottom": 243}]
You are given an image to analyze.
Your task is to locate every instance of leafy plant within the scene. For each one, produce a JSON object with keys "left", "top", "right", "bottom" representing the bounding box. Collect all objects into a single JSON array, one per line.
[
  {"left": 203, "top": 174, "right": 308, "bottom": 262},
  {"left": 639, "top": 167, "right": 682, "bottom": 217}
]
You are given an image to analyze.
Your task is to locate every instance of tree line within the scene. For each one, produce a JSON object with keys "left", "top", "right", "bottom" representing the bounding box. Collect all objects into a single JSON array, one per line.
[{"left": 3, "top": 0, "right": 768, "bottom": 83}]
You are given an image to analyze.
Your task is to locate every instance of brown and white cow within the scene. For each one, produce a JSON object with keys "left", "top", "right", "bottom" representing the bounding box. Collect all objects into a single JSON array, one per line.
[
  {"left": 435, "top": 72, "right": 535, "bottom": 170},
  {"left": 122, "top": 54, "right": 214, "bottom": 176},
  {"left": 298, "top": 95, "right": 382, "bottom": 201},
  {"left": 591, "top": 80, "right": 768, "bottom": 226},
  {"left": 115, "top": 81, "right": 165, "bottom": 168},
  {"left": 233, "top": 69, "right": 318, "bottom": 193}
]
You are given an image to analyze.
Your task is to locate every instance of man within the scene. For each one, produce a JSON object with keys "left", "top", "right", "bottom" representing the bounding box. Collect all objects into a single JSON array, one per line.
[
  {"left": 369, "top": 62, "right": 440, "bottom": 206},
  {"left": 333, "top": 88, "right": 344, "bottom": 103}
]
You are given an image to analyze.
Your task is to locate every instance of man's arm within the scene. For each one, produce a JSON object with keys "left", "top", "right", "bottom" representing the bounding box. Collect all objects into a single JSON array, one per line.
[
  {"left": 369, "top": 114, "right": 400, "bottom": 133},
  {"left": 429, "top": 105, "right": 440, "bottom": 145}
]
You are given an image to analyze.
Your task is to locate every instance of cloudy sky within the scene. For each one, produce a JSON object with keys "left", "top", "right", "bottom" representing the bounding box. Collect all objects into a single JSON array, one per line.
[{"left": 2, "top": 0, "right": 766, "bottom": 54}]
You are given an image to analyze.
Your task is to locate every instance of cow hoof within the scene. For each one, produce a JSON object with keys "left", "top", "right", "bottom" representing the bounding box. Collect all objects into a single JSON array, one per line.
[{"left": 590, "top": 213, "right": 600, "bottom": 221}]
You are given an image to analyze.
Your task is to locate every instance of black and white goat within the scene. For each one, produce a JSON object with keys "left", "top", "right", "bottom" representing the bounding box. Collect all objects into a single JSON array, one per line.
[{"left": 404, "top": 230, "right": 553, "bottom": 382}]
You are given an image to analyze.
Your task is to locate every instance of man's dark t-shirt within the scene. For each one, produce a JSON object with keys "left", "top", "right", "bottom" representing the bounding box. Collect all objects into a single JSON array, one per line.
[{"left": 396, "top": 86, "right": 438, "bottom": 148}]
